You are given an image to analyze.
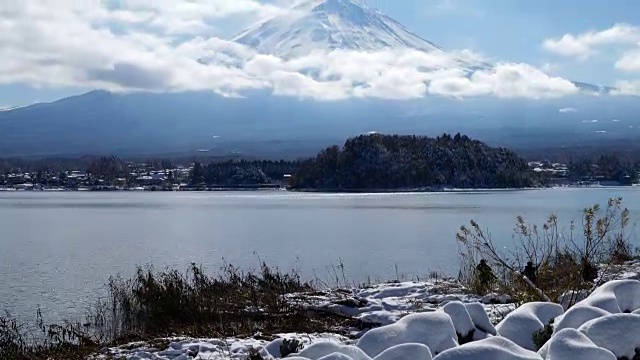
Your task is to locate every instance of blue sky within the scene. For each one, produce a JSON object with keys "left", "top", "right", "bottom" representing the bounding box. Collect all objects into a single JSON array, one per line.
[
  {"left": 378, "top": 0, "right": 640, "bottom": 84},
  {"left": 1, "top": 0, "right": 639, "bottom": 106}
]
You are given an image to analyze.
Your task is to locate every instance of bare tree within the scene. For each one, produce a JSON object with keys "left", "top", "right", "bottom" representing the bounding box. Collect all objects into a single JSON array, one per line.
[{"left": 457, "top": 197, "right": 635, "bottom": 306}]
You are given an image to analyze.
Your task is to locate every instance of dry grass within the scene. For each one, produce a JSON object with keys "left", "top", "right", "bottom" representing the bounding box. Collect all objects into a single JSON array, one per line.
[
  {"left": 457, "top": 197, "right": 637, "bottom": 306},
  {"left": 2, "top": 263, "right": 357, "bottom": 359},
  {"left": 1, "top": 312, "right": 103, "bottom": 360}
]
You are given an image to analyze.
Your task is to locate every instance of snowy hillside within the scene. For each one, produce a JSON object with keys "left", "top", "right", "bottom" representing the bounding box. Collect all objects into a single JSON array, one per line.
[{"left": 232, "top": 0, "right": 444, "bottom": 58}]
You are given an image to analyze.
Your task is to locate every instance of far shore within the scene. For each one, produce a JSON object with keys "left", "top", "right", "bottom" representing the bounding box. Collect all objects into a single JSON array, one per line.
[
  {"left": 291, "top": 184, "right": 639, "bottom": 193},
  {"left": 0, "top": 184, "right": 637, "bottom": 194}
]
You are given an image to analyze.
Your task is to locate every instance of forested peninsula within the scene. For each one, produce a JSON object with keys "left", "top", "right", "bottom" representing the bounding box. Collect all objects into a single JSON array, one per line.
[{"left": 289, "top": 133, "right": 538, "bottom": 191}]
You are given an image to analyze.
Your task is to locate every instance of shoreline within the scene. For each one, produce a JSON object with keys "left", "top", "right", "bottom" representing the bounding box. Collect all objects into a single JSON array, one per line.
[
  {"left": 288, "top": 186, "right": 544, "bottom": 193},
  {"left": 6, "top": 259, "right": 640, "bottom": 359},
  {"left": 83, "top": 261, "right": 640, "bottom": 360},
  {"left": 0, "top": 184, "right": 636, "bottom": 194}
]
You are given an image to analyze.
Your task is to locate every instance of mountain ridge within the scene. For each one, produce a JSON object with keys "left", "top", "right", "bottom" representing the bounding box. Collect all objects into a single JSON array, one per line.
[{"left": 0, "top": 0, "right": 635, "bottom": 157}]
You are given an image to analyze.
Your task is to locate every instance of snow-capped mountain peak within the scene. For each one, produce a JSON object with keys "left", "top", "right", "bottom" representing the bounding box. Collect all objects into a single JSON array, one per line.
[
  {"left": 232, "top": 0, "right": 443, "bottom": 58},
  {"left": 230, "top": 0, "right": 608, "bottom": 95}
]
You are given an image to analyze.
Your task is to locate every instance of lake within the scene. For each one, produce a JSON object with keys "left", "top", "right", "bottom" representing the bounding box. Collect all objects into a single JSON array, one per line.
[{"left": 2, "top": 188, "right": 639, "bottom": 322}]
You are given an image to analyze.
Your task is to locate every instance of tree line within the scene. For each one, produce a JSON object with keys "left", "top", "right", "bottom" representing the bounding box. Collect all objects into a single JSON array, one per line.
[
  {"left": 189, "top": 160, "right": 297, "bottom": 186},
  {"left": 567, "top": 154, "right": 639, "bottom": 184},
  {"left": 24, "top": 133, "right": 640, "bottom": 190}
]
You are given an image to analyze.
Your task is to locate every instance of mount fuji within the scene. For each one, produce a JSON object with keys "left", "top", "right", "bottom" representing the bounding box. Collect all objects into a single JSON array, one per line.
[
  {"left": 233, "top": 0, "right": 607, "bottom": 94},
  {"left": 0, "top": 0, "right": 637, "bottom": 157},
  {"left": 233, "top": 0, "right": 444, "bottom": 58}
]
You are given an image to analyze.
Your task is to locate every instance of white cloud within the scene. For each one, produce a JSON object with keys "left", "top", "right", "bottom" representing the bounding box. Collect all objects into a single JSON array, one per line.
[
  {"left": 615, "top": 49, "right": 640, "bottom": 71},
  {"left": 612, "top": 80, "right": 640, "bottom": 96},
  {"left": 270, "top": 71, "right": 352, "bottom": 100},
  {"left": 429, "top": 63, "right": 578, "bottom": 99},
  {"left": 541, "top": 62, "right": 561, "bottom": 73},
  {"left": 0, "top": 1, "right": 605, "bottom": 101},
  {"left": 94, "top": 0, "right": 287, "bottom": 35},
  {"left": 558, "top": 107, "right": 578, "bottom": 113},
  {"left": 543, "top": 24, "right": 640, "bottom": 78},
  {"left": 0, "top": 1, "right": 270, "bottom": 92},
  {"left": 543, "top": 23, "right": 640, "bottom": 59}
]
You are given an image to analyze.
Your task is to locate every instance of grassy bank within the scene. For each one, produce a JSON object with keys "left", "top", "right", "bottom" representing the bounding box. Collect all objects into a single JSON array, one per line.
[{"left": 1, "top": 263, "right": 361, "bottom": 360}]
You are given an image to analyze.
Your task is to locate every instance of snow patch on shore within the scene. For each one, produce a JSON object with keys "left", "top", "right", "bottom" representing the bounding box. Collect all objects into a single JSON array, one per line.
[{"left": 293, "top": 279, "right": 513, "bottom": 329}]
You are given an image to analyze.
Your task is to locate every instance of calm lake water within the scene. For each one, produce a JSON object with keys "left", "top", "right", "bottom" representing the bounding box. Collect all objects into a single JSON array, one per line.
[{"left": 2, "top": 188, "right": 640, "bottom": 322}]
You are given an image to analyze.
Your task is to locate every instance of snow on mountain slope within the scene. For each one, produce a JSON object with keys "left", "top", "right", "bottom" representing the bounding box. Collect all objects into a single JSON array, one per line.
[
  {"left": 232, "top": 0, "right": 443, "bottom": 58},
  {"left": 230, "top": 0, "right": 608, "bottom": 95},
  {"left": 0, "top": 105, "right": 30, "bottom": 112}
]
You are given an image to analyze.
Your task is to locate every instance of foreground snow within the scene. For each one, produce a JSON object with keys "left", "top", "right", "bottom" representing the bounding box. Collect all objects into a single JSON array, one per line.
[
  {"left": 599, "top": 259, "right": 640, "bottom": 283},
  {"left": 92, "top": 272, "right": 640, "bottom": 360},
  {"left": 291, "top": 278, "right": 513, "bottom": 331}
]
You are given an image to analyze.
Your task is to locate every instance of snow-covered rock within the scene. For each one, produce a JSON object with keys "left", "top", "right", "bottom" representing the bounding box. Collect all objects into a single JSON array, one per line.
[
  {"left": 578, "top": 313, "right": 640, "bottom": 359},
  {"left": 496, "top": 302, "right": 564, "bottom": 351},
  {"left": 554, "top": 279, "right": 640, "bottom": 333},
  {"left": 553, "top": 305, "right": 611, "bottom": 333},
  {"left": 582, "top": 279, "right": 640, "bottom": 313},
  {"left": 432, "top": 337, "right": 542, "bottom": 360},
  {"left": 538, "top": 328, "right": 616, "bottom": 360},
  {"left": 372, "top": 343, "right": 433, "bottom": 360},
  {"left": 318, "top": 353, "right": 356, "bottom": 360},
  {"left": 265, "top": 338, "right": 287, "bottom": 358},
  {"left": 297, "top": 342, "right": 372, "bottom": 360},
  {"left": 436, "top": 301, "right": 498, "bottom": 342},
  {"left": 440, "top": 301, "right": 475, "bottom": 340},
  {"left": 264, "top": 338, "right": 302, "bottom": 358},
  {"left": 464, "top": 302, "right": 497, "bottom": 336},
  {"left": 264, "top": 336, "right": 346, "bottom": 358},
  {"left": 356, "top": 312, "right": 458, "bottom": 357}
]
